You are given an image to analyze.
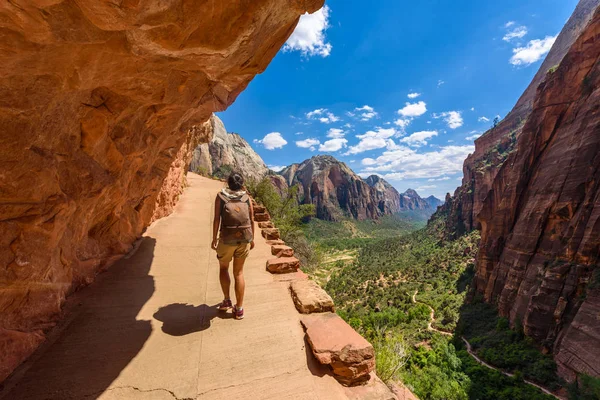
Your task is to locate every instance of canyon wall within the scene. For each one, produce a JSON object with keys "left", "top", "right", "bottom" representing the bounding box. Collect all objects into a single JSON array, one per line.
[
  {"left": 473, "top": 8, "right": 600, "bottom": 380},
  {"left": 281, "top": 155, "right": 431, "bottom": 221},
  {"left": 438, "top": 0, "right": 600, "bottom": 240},
  {"left": 189, "top": 115, "right": 269, "bottom": 181},
  {"left": 0, "top": 0, "right": 324, "bottom": 382}
]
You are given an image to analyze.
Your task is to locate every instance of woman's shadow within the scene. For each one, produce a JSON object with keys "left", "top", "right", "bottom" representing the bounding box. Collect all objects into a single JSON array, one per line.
[{"left": 153, "top": 303, "right": 232, "bottom": 336}]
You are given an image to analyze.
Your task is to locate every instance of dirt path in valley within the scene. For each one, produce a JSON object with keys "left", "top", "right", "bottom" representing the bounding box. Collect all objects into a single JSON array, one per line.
[{"left": 411, "top": 290, "right": 563, "bottom": 399}]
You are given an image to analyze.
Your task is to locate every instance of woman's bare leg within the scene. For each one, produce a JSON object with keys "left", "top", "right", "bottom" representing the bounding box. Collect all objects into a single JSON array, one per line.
[
  {"left": 232, "top": 258, "right": 246, "bottom": 308},
  {"left": 219, "top": 261, "right": 231, "bottom": 300}
]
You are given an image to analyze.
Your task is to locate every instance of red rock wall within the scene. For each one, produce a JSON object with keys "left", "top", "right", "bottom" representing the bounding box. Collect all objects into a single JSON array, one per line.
[
  {"left": 474, "top": 10, "right": 600, "bottom": 380},
  {"left": 437, "top": 0, "right": 600, "bottom": 240},
  {"left": 0, "top": 0, "right": 324, "bottom": 382}
]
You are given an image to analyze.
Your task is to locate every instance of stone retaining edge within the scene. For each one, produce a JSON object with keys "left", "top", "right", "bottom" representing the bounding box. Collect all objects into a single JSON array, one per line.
[{"left": 250, "top": 199, "right": 398, "bottom": 398}]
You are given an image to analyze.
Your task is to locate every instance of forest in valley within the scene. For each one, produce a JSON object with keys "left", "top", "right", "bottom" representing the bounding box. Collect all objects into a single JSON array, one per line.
[{"left": 247, "top": 176, "right": 599, "bottom": 400}]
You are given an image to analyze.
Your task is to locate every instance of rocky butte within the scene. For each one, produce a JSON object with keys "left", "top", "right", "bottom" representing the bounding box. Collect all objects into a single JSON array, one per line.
[
  {"left": 436, "top": 0, "right": 600, "bottom": 381},
  {"left": 280, "top": 155, "right": 434, "bottom": 221},
  {"left": 0, "top": 0, "right": 325, "bottom": 382},
  {"left": 189, "top": 114, "right": 269, "bottom": 181}
]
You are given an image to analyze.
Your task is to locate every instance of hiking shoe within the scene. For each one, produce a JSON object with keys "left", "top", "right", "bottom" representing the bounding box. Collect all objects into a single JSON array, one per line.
[
  {"left": 233, "top": 305, "right": 244, "bottom": 320},
  {"left": 218, "top": 299, "right": 233, "bottom": 311}
]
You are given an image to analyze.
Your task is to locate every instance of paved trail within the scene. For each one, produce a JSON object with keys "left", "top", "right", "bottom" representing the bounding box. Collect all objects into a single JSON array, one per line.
[{"left": 2, "top": 174, "right": 348, "bottom": 400}]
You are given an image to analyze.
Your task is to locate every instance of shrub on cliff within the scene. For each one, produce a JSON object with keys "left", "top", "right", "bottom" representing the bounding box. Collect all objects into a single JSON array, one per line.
[{"left": 247, "top": 178, "right": 321, "bottom": 269}]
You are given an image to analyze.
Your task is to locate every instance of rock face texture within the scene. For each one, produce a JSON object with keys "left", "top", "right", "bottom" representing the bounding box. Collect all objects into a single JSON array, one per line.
[
  {"left": 425, "top": 195, "right": 444, "bottom": 210},
  {"left": 189, "top": 114, "right": 269, "bottom": 181},
  {"left": 281, "top": 156, "right": 409, "bottom": 220},
  {"left": 442, "top": 4, "right": 600, "bottom": 381},
  {"left": 0, "top": 0, "right": 324, "bottom": 382},
  {"left": 398, "top": 188, "right": 432, "bottom": 212}
]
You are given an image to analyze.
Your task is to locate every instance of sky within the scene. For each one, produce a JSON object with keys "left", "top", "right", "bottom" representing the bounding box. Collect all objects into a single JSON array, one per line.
[{"left": 218, "top": 0, "right": 579, "bottom": 199}]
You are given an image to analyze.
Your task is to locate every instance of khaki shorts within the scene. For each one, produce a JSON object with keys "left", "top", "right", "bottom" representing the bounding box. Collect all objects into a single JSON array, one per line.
[{"left": 216, "top": 241, "right": 251, "bottom": 263}]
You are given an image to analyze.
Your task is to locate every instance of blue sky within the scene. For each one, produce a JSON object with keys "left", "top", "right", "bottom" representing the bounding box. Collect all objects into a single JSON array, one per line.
[{"left": 218, "top": 0, "right": 578, "bottom": 199}]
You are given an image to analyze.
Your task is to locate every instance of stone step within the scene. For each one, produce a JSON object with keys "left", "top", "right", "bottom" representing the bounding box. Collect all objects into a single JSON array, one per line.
[
  {"left": 254, "top": 212, "right": 270, "bottom": 222},
  {"left": 253, "top": 205, "right": 267, "bottom": 214},
  {"left": 265, "top": 239, "right": 285, "bottom": 246},
  {"left": 261, "top": 228, "right": 280, "bottom": 240},
  {"left": 258, "top": 221, "right": 274, "bottom": 229},
  {"left": 266, "top": 257, "right": 300, "bottom": 274},
  {"left": 301, "top": 313, "right": 375, "bottom": 386},
  {"left": 271, "top": 245, "right": 294, "bottom": 257},
  {"left": 290, "top": 280, "right": 334, "bottom": 314}
]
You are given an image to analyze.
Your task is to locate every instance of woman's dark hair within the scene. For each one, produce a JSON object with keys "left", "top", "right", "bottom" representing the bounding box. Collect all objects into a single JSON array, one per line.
[{"left": 227, "top": 172, "right": 244, "bottom": 191}]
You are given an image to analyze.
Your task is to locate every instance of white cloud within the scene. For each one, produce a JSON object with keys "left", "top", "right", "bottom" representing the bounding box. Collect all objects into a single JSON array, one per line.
[
  {"left": 319, "top": 112, "right": 340, "bottom": 124},
  {"left": 327, "top": 128, "right": 346, "bottom": 138},
  {"left": 438, "top": 80, "right": 445, "bottom": 87},
  {"left": 434, "top": 111, "right": 464, "bottom": 129},
  {"left": 306, "top": 108, "right": 340, "bottom": 124},
  {"left": 398, "top": 101, "right": 427, "bottom": 118},
  {"left": 306, "top": 108, "right": 325, "bottom": 118},
  {"left": 283, "top": 6, "right": 332, "bottom": 57},
  {"left": 466, "top": 132, "right": 482, "bottom": 140},
  {"left": 394, "top": 118, "right": 411, "bottom": 131},
  {"left": 510, "top": 35, "right": 557, "bottom": 66},
  {"left": 346, "top": 127, "right": 398, "bottom": 155},
  {"left": 296, "top": 138, "right": 320, "bottom": 151},
  {"left": 503, "top": 26, "right": 528, "bottom": 42},
  {"left": 407, "top": 92, "right": 421, "bottom": 99},
  {"left": 359, "top": 144, "right": 474, "bottom": 180},
  {"left": 478, "top": 116, "right": 490, "bottom": 122},
  {"left": 319, "top": 138, "right": 348, "bottom": 152},
  {"left": 268, "top": 165, "right": 286, "bottom": 172},
  {"left": 295, "top": 131, "right": 304, "bottom": 135},
  {"left": 355, "top": 105, "right": 378, "bottom": 121},
  {"left": 505, "top": 21, "right": 516, "bottom": 28},
  {"left": 254, "top": 132, "right": 288, "bottom": 150},
  {"left": 400, "top": 130, "right": 438, "bottom": 147},
  {"left": 428, "top": 177, "right": 450, "bottom": 182},
  {"left": 344, "top": 123, "right": 353, "bottom": 128},
  {"left": 416, "top": 185, "right": 437, "bottom": 192},
  {"left": 470, "top": 107, "right": 475, "bottom": 111}
]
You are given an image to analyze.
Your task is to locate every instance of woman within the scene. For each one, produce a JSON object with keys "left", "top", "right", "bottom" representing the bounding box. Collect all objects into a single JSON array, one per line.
[{"left": 211, "top": 172, "right": 255, "bottom": 320}]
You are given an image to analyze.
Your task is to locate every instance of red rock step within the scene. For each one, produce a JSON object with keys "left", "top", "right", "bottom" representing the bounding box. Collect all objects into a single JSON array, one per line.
[
  {"left": 261, "top": 228, "right": 280, "bottom": 240},
  {"left": 290, "top": 280, "right": 334, "bottom": 314},
  {"left": 254, "top": 213, "right": 270, "bottom": 222},
  {"left": 253, "top": 205, "right": 267, "bottom": 214},
  {"left": 266, "top": 257, "right": 300, "bottom": 274},
  {"left": 258, "top": 221, "right": 274, "bottom": 229},
  {"left": 265, "top": 239, "right": 285, "bottom": 246},
  {"left": 271, "top": 245, "right": 294, "bottom": 257},
  {"left": 301, "top": 313, "right": 375, "bottom": 386}
]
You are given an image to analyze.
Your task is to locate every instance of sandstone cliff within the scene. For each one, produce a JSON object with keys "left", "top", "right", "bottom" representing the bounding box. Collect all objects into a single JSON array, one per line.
[
  {"left": 433, "top": 2, "right": 600, "bottom": 381},
  {"left": 280, "top": 156, "right": 430, "bottom": 221},
  {"left": 189, "top": 114, "right": 269, "bottom": 181},
  {"left": 0, "top": 0, "right": 324, "bottom": 382},
  {"left": 437, "top": 0, "right": 600, "bottom": 240},
  {"left": 472, "top": 8, "right": 600, "bottom": 381}
]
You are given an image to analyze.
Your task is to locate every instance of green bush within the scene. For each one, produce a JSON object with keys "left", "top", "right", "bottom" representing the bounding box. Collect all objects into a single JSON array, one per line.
[
  {"left": 213, "top": 164, "right": 234, "bottom": 180},
  {"left": 247, "top": 178, "right": 319, "bottom": 269}
]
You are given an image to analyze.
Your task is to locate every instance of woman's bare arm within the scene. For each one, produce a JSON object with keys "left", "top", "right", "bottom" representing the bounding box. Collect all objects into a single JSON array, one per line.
[
  {"left": 212, "top": 196, "right": 221, "bottom": 249},
  {"left": 249, "top": 200, "right": 255, "bottom": 249}
]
